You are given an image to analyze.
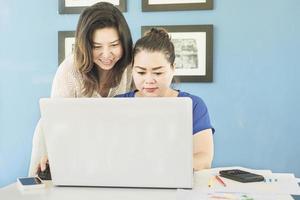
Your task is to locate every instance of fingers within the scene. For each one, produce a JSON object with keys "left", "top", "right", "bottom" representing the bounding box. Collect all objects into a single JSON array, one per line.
[{"left": 39, "top": 156, "right": 48, "bottom": 171}]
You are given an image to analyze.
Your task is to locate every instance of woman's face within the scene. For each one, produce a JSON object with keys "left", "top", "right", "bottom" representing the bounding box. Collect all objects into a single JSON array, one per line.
[
  {"left": 92, "top": 27, "right": 123, "bottom": 71},
  {"left": 133, "top": 50, "right": 174, "bottom": 97}
]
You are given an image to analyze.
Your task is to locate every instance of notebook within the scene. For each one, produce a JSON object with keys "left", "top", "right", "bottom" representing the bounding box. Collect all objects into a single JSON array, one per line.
[{"left": 40, "top": 97, "right": 193, "bottom": 188}]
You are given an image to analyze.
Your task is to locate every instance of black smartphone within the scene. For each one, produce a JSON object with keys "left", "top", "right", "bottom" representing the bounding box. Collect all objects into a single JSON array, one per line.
[{"left": 219, "top": 169, "right": 265, "bottom": 183}]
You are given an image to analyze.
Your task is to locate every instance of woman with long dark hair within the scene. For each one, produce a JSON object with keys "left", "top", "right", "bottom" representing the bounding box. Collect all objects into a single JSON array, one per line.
[{"left": 29, "top": 2, "right": 133, "bottom": 176}]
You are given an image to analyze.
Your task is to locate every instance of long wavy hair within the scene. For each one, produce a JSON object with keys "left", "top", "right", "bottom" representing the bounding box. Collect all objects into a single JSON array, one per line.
[{"left": 74, "top": 2, "right": 132, "bottom": 96}]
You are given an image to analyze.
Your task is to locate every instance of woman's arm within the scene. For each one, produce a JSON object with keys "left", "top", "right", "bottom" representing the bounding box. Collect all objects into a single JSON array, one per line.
[
  {"left": 51, "top": 56, "right": 78, "bottom": 98},
  {"left": 29, "top": 56, "right": 78, "bottom": 176},
  {"left": 193, "top": 128, "right": 214, "bottom": 171},
  {"left": 28, "top": 120, "right": 47, "bottom": 176}
]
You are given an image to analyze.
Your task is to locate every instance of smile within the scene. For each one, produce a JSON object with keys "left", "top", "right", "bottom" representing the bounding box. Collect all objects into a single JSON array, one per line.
[{"left": 100, "top": 59, "right": 113, "bottom": 65}]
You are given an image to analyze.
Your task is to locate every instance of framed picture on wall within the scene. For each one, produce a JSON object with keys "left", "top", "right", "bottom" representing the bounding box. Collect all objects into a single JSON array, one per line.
[
  {"left": 142, "top": 0, "right": 213, "bottom": 12},
  {"left": 58, "top": 0, "right": 127, "bottom": 14},
  {"left": 141, "top": 25, "right": 213, "bottom": 82},
  {"left": 58, "top": 31, "right": 75, "bottom": 65}
]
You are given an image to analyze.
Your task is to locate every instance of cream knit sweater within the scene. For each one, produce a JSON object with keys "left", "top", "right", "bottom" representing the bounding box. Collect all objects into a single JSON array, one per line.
[{"left": 28, "top": 55, "right": 132, "bottom": 176}]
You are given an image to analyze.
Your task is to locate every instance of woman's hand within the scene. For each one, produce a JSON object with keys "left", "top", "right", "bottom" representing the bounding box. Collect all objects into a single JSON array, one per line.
[{"left": 36, "top": 155, "right": 48, "bottom": 173}]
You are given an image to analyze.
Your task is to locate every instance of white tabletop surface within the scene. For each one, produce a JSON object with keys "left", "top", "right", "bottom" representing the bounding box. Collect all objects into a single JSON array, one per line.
[
  {"left": 0, "top": 181, "right": 178, "bottom": 200},
  {"left": 1, "top": 167, "right": 298, "bottom": 200}
]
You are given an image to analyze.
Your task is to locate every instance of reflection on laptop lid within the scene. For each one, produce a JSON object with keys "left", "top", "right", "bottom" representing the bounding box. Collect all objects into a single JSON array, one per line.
[{"left": 40, "top": 98, "right": 193, "bottom": 188}]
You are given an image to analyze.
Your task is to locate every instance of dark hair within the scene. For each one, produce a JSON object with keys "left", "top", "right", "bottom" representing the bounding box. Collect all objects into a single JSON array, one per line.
[
  {"left": 74, "top": 2, "right": 132, "bottom": 96},
  {"left": 133, "top": 28, "right": 175, "bottom": 66}
]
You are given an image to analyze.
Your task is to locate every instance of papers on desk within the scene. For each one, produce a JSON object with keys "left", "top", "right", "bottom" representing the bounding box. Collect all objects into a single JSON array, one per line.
[
  {"left": 177, "top": 190, "right": 295, "bottom": 200},
  {"left": 177, "top": 166, "right": 300, "bottom": 200}
]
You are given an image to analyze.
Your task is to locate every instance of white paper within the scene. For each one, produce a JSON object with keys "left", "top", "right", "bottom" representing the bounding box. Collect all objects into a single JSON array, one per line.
[
  {"left": 263, "top": 173, "right": 300, "bottom": 195},
  {"left": 193, "top": 167, "right": 300, "bottom": 195},
  {"left": 177, "top": 189, "right": 294, "bottom": 200}
]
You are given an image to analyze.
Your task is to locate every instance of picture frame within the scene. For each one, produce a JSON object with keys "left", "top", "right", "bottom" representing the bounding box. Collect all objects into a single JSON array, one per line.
[
  {"left": 141, "top": 25, "right": 213, "bottom": 82},
  {"left": 58, "top": 31, "right": 75, "bottom": 65},
  {"left": 142, "top": 0, "right": 213, "bottom": 12},
  {"left": 58, "top": 0, "right": 127, "bottom": 14}
]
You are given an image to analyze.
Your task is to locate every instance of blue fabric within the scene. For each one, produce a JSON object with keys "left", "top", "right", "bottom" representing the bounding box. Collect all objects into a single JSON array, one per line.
[{"left": 115, "top": 90, "right": 215, "bottom": 135}]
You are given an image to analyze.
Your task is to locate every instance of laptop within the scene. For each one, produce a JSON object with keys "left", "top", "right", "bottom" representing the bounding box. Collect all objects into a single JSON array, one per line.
[{"left": 39, "top": 97, "right": 193, "bottom": 188}]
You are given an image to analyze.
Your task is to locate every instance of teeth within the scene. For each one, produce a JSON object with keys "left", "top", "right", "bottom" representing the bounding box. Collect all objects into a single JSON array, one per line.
[{"left": 100, "top": 59, "right": 112, "bottom": 65}]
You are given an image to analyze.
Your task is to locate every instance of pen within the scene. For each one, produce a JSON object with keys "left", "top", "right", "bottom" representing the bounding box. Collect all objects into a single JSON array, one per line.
[
  {"left": 215, "top": 175, "right": 226, "bottom": 187},
  {"left": 208, "top": 177, "right": 214, "bottom": 187}
]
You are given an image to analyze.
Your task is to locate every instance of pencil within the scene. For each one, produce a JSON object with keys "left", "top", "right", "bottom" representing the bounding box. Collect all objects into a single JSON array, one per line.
[
  {"left": 215, "top": 175, "right": 226, "bottom": 187},
  {"left": 208, "top": 177, "right": 214, "bottom": 187}
]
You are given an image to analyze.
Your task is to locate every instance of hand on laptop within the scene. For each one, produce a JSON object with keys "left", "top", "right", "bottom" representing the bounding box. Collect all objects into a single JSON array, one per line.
[{"left": 36, "top": 155, "right": 49, "bottom": 173}]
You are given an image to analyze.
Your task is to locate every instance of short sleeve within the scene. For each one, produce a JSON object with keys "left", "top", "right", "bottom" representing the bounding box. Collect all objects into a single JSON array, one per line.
[{"left": 192, "top": 96, "right": 215, "bottom": 135}]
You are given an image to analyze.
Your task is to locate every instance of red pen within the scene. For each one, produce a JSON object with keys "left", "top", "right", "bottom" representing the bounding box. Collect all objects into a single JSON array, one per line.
[{"left": 215, "top": 175, "right": 226, "bottom": 187}]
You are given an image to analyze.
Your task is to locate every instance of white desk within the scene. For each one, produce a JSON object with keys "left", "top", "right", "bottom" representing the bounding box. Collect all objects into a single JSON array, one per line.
[
  {"left": 0, "top": 181, "right": 177, "bottom": 200},
  {"left": 1, "top": 168, "right": 299, "bottom": 200}
]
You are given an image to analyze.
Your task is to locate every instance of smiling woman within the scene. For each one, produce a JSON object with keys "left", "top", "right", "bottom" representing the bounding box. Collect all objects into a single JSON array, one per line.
[
  {"left": 92, "top": 28, "right": 123, "bottom": 72},
  {"left": 74, "top": 3, "right": 132, "bottom": 97},
  {"left": 28, "top": 2, "right": 133, "bottom": 177}
]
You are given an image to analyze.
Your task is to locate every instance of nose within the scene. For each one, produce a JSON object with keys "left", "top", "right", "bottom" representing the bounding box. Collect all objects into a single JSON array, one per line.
[
  {"left": 100, "top": 46, "right": 112, "bottom": 59},
  {"left": 145, "top": 73, "right": 156, "bottom": 84}
]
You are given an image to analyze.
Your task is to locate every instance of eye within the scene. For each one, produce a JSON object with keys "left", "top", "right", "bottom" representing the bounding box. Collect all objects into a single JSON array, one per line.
[
  {"left": 154, "top": 72, "right": 163, "bottom": 75},
  {"left": 111, "top": 43, "right": 120, "bottom": 47},
  {"left": 136, "top": 71, "right": 146, "bottom": 75},
  {"left": 93, "top": 46, "right": 102, "bottom": 50}
]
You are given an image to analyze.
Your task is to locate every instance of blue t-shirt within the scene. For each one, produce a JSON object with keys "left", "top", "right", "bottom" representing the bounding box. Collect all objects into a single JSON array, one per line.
[{"left": 115, "top": 91, "right": 214, "bottom": 135}]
